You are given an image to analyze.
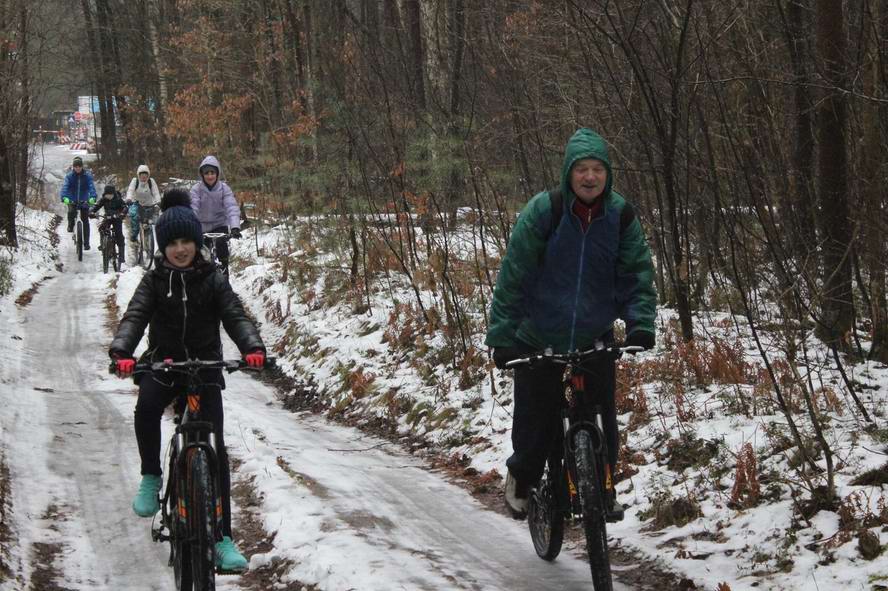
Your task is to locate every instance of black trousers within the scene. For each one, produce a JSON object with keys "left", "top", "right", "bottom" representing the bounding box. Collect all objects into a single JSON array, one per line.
[
  {"left": 100, "top": 219, "right": 125, "bottom": 263},
  {"left": 506, "top": 355, "right": 618, "bottom": 487},
  {"left": 203, "top": 225, "right": 230, "bottom": 274},
  {"left": 67, "top": 204, "right": 91, "bottom": 246},
  {"left": 134, "top": 373, "right": 233, "bottom": 536}
]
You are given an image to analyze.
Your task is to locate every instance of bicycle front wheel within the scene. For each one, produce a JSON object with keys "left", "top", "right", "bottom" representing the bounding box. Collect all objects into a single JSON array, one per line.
[
  {"left": 574, "top": 429, "right": 612, "bottom": 590},
  {"left": 76, "top": 221, "right": 83, "bottom": 261},
  {"left": 528, "top": 459, "right": 564, "bottom": 561},
  {"left": 101, "top": 234, "right": 110, "bottom": 273},
  {"left": 187, "top": 448, "right": 217, "bottom": 590},
  {"left": 141, "top": 225, "right": 155, "bottom": 270}
]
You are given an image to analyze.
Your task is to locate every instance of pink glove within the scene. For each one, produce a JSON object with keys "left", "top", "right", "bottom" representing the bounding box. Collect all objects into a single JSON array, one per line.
[
  {"left": 116, "top": 358, "right": 136, "bottom": 377},
  {"left": 244, "top": 350, "right": 265, "bottom": 368}
]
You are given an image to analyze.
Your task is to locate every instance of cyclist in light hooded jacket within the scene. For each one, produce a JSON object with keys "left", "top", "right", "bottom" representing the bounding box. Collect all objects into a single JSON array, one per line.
[
  {"left": 126, "top": 164, "right": 162, "bottom": 245},
  {"left": 189, "top": 155, "right": 241, "bottom": 275}
]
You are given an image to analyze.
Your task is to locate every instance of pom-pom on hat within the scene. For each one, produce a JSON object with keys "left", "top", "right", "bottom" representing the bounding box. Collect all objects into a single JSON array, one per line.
[
  {"left": 155, "top": 199, "right": 202, "bottom": 253},
  {"left": 160, "top": 188, "right": 192, "bottom": 212}
]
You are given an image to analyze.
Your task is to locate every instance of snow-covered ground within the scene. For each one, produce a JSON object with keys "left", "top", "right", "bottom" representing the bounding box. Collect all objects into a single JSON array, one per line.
[
  {"left": 0, "top": 144, "right": 624, "bottom": 590},
  {"left": 2, "top": 143, "right": 887, "bottom": 590}
]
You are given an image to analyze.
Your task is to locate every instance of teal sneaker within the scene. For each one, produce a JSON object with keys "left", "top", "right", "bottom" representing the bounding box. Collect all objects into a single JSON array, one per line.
[
  {"left": 132, "top": 474, "right": 162, "bottom": 517},
  {"left": 215, "top": 536, "right": 248, "bottom": 572}
]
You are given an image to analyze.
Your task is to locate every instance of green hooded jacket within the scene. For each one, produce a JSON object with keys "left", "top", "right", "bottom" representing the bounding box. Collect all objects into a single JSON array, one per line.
[{"left": 485, "top": 128, "right": 656, "bottom": 352}]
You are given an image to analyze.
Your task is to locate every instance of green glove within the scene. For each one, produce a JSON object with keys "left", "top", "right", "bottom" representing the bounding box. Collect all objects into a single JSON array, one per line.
[
  {"left": 62, "top": 198, "right": 71, "bottom": 205},
  {"left": 88, "top": 197, "right": 96, "bottom": 205}
]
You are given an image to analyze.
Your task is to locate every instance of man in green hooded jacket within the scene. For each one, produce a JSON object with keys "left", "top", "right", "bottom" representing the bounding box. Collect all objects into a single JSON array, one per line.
[{"left": 486, "top": 128, "right": 656, "bottom": 519}]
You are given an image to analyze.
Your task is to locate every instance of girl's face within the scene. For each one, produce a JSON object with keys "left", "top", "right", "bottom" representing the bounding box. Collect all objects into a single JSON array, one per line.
[
  {"left": 164, "top": 238, "right": 196, "bottom": 269},
  {"left": 201, "top": 169, "right": 218, "bottom": 185},
  {"left": 139, "top": 172, "right": 149, "bottom": 182}
]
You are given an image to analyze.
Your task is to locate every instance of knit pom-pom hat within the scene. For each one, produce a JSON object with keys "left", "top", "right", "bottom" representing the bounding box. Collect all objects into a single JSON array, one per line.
[{"left": 155, "top": 204, "right": 202, "bottom": 252}]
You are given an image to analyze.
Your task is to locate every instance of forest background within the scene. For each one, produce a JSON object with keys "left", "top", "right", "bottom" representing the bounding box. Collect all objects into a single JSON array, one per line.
[{"left": 1, "top": 0, "right": 888, "bottom": 584}]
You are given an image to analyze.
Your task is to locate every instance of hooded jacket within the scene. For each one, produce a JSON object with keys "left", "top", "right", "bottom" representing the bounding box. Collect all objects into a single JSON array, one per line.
[
  {"left": 126, "top": 165, "right": 161, "bottom": 206},
  {"left": 190, "top": 155, "right": 240, "bottom": 233},
  {"left": 109, "top": 257, "right": 264, "bottom": 367},
  {"left": 485, "top": 128, "right": 656, "bottom": 352},
  {"left": 60, "top": 169, "right": 97, "bottom": 204}
]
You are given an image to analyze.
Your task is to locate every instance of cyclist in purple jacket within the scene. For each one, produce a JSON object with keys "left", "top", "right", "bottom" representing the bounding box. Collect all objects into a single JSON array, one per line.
[{"left": 189, "top": 155, "right": 241, "bottom": 275}]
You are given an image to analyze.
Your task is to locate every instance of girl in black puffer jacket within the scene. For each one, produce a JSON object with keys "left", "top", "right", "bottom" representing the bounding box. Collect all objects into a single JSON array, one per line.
[{"left": 109, "top": 189, "right": 264, "bottom": 572}]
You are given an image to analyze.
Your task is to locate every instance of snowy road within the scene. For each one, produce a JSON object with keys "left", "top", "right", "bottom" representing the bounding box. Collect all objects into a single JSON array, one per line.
[{"left": 1, "top": 144, "right": 629, "bottom": 590}]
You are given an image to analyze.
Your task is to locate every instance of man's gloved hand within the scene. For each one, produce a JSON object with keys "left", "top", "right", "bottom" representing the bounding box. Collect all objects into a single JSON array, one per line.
[
  {"left": 625, "top": 331, "right": 655, "bottom": 352},
  {"left": 230, "top": 227, "right": 242, "bottom": 239},
  {"left": 88, "top": 197, "right": 96, "bottom": 205},
  {"left": 62, "top": 197, "right": 71, "bottom": 205},
  {"left": 114, "top": 357, "right": 136, "bottom": 377},
  {"left": 244, "top": 349, "right": 265, "bottom": 368},
  {"left": 492, "top": 346, "right": 522, "bottom": 369}
]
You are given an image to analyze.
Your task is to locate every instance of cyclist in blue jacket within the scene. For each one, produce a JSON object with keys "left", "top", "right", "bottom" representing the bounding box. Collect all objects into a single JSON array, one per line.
[{"left": 60, "top": 156, "right": 98, "bottom": 249}]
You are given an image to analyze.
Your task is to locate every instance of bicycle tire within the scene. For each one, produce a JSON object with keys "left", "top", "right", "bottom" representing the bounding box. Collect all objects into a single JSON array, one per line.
[
  {"left": 528, "top": 459, "right": 564, "bottom": 561},
  {"left": 166, "top": 448, "right": 193, "bottom": 591},
  {"left": 574, "top": 429, "right": 613, "bottom": 591},
  {"left": 141, "top": 225, "right": 155, "bottom": 270},
  {"left": 111, "top": 238, "right": 119, "bottom": 272},
  {"left": 187, "top": 448, "right": 216, "bottom": 590},
  {"left": 101, "top": 233, "right": 110, "bottom": 273},
  {"left": 76, "top": 220, "right": 83, "bottom": 261}
]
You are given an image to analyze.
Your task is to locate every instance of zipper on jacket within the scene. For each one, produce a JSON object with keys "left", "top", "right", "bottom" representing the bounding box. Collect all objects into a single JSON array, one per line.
[{"left": 569, "top": 236, "right": 587, "bottom": 351}]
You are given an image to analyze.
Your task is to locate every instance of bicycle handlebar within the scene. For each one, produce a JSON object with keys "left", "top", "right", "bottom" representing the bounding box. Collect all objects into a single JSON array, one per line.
[
  {"left": 503, "top": 343, "right": 644, "bottom": 369},
  {"left": 203, "top": 232, "right": 230, "bottom": 242},
  {"left": 108, "top": 357, "right": 276, "bottom": 376}
]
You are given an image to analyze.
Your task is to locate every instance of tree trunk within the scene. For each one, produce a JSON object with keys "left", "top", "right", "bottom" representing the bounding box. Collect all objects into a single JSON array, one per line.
[
  {"left": 405, "top": 0, "right": 426, "bottom": 111},
  {"left": 814, "top": 0, "right": 853, "bottom": 346}
]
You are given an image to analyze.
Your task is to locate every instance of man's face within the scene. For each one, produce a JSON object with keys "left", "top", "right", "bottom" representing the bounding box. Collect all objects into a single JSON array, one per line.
[
  {"left": 569, "top": 158, "right": 608, "bottom": 204},
  {"left": 73, "top": 164, "right": 83, "bottom": 173},
  {"left": 164, "top": 238, "right": 196, "bottom": 269}
]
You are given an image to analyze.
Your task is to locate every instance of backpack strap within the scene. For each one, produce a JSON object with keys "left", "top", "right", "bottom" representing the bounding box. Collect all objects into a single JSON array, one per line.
[{"left": 547, "top": 188, "right": 563, "bottom": 239}]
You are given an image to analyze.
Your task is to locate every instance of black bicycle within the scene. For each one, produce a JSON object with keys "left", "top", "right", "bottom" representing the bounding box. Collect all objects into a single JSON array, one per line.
[
  {"left": 111, "top": 357, "right": 273, "bottom": 590},
  {"left": 91, "top": 212, "right": 125, "bottom": 273},
  {"left": 505, "top": 342, "right": 641, "bottom": 591},
  {"left": 132, "top": 203, "right": 160, "bottom": 270},
  {"left": 203, "top": 232, "right": 231, "bottom": 275}
]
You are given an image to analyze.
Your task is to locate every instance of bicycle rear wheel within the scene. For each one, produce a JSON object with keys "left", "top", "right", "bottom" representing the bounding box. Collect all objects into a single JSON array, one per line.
[
  {"left": 574, "top": 429, "right": 612, "bottom": 590},
  {"left": 75, "top": 220, "right": 83, "bottom": 261},
  {"left": 528, "top": 459, "right": 564, "bottom": 561},
  {"left": 187, "top": 448, "right": 217, "bottom": 590}
]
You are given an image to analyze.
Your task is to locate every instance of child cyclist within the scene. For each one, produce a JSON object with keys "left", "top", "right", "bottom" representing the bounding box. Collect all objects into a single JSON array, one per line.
[
  {"left": 109, "top": 189, "right": 265, "bottom": 572},
  {"left": 89, "top": 185, "right": 127, "bottom": 270}
]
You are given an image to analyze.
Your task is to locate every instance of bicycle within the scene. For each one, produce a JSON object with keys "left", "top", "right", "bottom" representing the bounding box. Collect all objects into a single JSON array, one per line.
[
  {"left": 203, "top": 232, "right": 231, "bottom": 275},
  {"left": 110, "top": 357, "right": 273, "bottom": 590},
  {"left": 91, "top": 212, "right": 125, "bottom": 273},
  {"left": 505, "top": 342, "right": 642, "bottom": 591},
  {"left": 131, "top": 202, "right": 160, "bottom": 270},
  {"left": 69, "top": 202, "right": 89, "bottom": 262}
]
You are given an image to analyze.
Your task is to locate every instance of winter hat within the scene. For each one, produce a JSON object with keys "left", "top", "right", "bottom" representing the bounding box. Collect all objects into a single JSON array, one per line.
[
  {"left": 72, "top": 156, "right": 83, "bottom": 167},
  {"left": 102, "top": 185, "right": 116, "bottom": 196},
  {"left": 160, "top": 188, "right": 192, "bottom": 212},
  {"left": 155, "top": 202, "right": 202, "bottom": 252}
]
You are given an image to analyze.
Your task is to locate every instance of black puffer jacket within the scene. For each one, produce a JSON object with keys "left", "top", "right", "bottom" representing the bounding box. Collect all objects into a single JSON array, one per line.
[{"left": 109, "top": 257, "right": 264, "bottom": 365}]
